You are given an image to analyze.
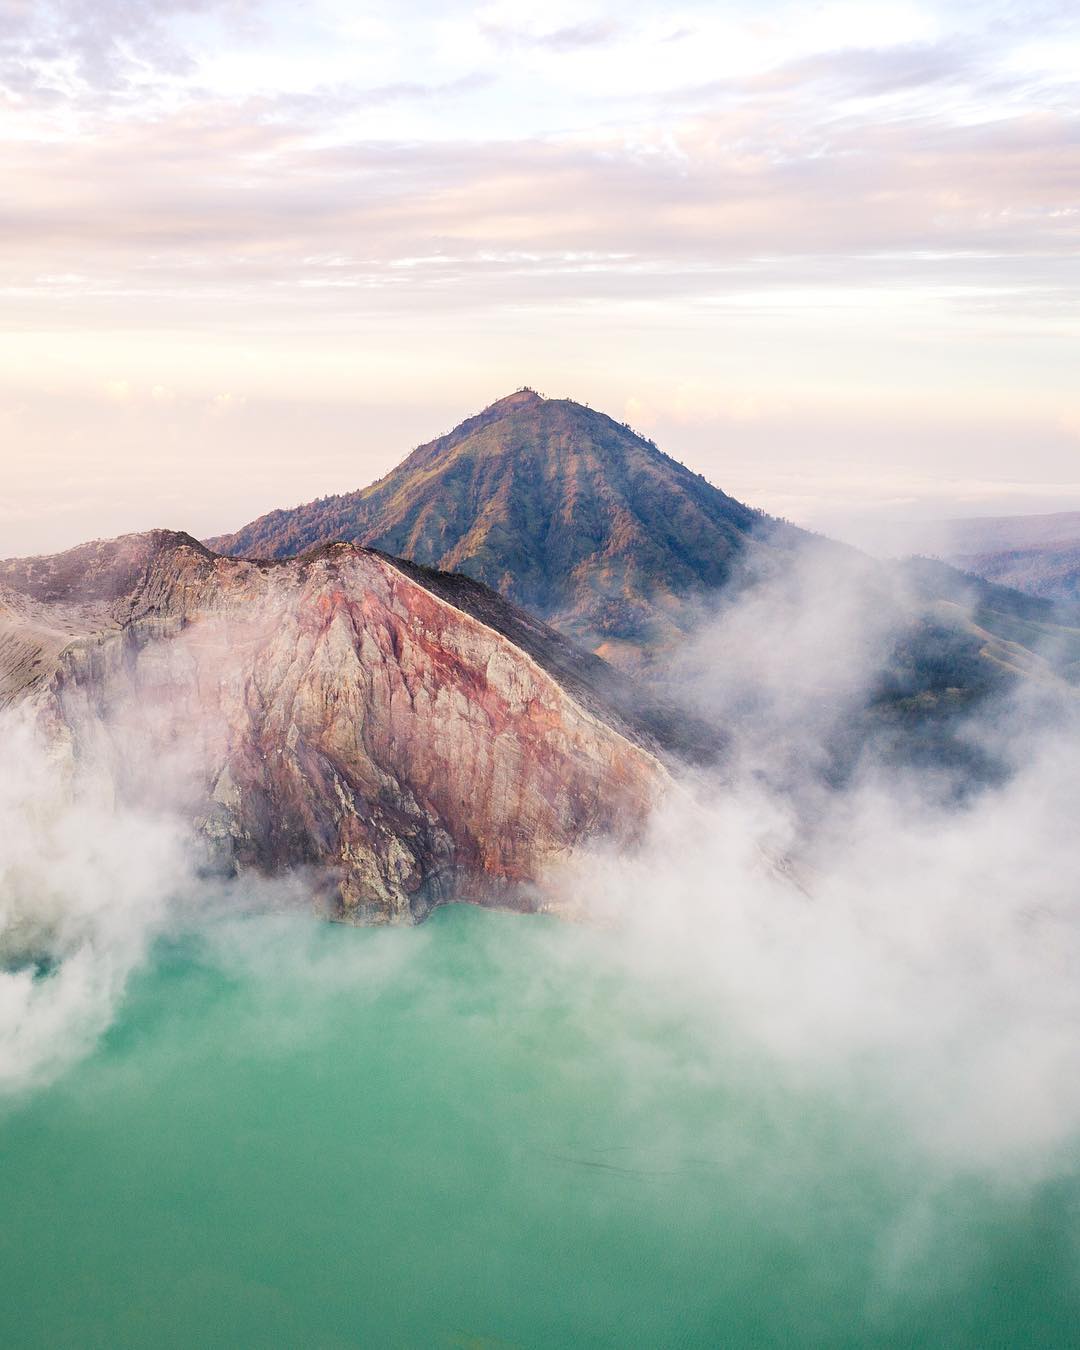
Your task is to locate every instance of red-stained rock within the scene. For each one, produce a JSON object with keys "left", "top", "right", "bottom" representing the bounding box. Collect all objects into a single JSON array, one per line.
[{"left": 0, "top": 532, "right": 669, "bottom": 922}]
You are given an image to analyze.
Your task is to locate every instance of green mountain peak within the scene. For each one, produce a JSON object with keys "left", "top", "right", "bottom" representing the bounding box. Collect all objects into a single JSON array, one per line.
[{"left": 206, "top": 391, "right": 809, "bottom": 664}]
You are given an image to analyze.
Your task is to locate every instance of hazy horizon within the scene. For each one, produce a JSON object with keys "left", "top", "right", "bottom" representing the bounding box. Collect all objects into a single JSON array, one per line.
[
  {"left": 6, "top": 381, "right": 1080, "bottom": 561},
  {"left": 4, "top": 0, "right": 1080, "bottom": 557}
]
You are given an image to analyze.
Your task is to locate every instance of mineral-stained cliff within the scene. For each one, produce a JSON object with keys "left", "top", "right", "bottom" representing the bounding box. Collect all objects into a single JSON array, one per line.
[{"left": 0, "top": 531, "right": 669, "bottom": 922}]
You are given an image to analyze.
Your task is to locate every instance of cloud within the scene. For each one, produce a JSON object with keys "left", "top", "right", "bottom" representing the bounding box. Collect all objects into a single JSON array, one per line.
[
  {"left": 0, "top": 3, "right": 1076, "bottom": 324},
  {"left": 0, "top": 0, "right": 258, "bottom": 103},
  {"left": 543, "top": 548, "right": 1080, "bottom": 1171},
  {"left": 752, "top": 40, "right": 982, "bottom": 95},
  {"left": 480, "top": 16, "right": 623, "bottom": 52},
  {"left": 0, "top": 687, "right": 322, "bottom": 1095},
  {"left": 0, "top": 711, "right": 187, "bottom": 1092},
  {"left": 4, "top": 485, "right": 1080, "bottom": 1190},
  {"left": 1, "top": 1, "right": 1077, "bottom": 552},
  {"left": 0, "top": 95, "right": 1076, "bottom": 314}
]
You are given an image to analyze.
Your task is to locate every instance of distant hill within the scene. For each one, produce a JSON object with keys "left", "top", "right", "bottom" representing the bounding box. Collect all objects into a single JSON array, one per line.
[
  {"left": 949, "top": 544, "right": 1080, "bottom": 605},
  {"left": 911, "top": 510, "right": 1080, "bottom": 604},
  {"left": 942, "top": 510, "right": 1080, "bottom": 555},
  {"left": 898, "top": 556, "right": 1080, "bottom": 685},
  {"left": 207, "top": 389, "right": 821, "bottom": 665}
]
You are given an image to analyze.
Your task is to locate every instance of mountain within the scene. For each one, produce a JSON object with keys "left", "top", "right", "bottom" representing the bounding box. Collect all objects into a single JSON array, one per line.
[
  {"left": 895, "top": 511, "right": 1080, "bottom": 604},
  {"left": 944, "top": 511, "right": 1080, "bottom": 605},
  {"left": 943, "top": 510, "right": 1080, "bottom": 557},
  {"left": 207, "top": 389, "right": 819, "bottom": 665},
  {"left": 952, "top": 544, "right": 1080, "bottom": 604},
  {"left": 203, "top": 388, "right": 1080, "bottom": 772},
  {"left": 898, "top": 556, "right": 1080, "bottom": 684},
  {"left": 0, "top": 530, "right": 670, "bottom": 923}
]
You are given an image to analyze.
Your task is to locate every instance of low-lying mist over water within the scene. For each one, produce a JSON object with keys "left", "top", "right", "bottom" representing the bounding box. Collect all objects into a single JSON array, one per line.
[
  {"left": 3, "top": 548, "right": 1080, "bottom": 1345},
  {"left": 4, "top": 906, "right": 1080, "bottom": 1348}
]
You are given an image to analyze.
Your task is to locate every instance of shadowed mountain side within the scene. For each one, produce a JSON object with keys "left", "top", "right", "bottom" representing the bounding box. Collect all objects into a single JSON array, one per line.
[
  {"left": 949, "top": 544, "right": 1080, "bottom": 605},
  {"left": 899, "top": 556, "right": 1080, "bottom": 685},
  {"left": 207, "top": 390, "right": 831, "bottom": 666},
  {"left": 820, "top": 558, "right": 1080, "bottom": 793},
  {"left": 374, "top": 550, "right": 725, "bottom": 766},
  {"left": 895, "top": 511, "right": 1080, "bottom": 605},
  {"left": 0, "top": 531, "right": 672, "bottom": 923}
]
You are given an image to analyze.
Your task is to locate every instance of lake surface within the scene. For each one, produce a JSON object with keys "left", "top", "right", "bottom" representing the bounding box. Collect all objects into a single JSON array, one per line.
[{"left": 2, "top": 903, "right": 1078, "bottom": 1348}]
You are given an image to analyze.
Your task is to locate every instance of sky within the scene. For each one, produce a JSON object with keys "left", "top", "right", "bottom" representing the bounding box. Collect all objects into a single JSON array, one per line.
[{"left": 2, "top": 0, "right": 1079, "bottom": 556}]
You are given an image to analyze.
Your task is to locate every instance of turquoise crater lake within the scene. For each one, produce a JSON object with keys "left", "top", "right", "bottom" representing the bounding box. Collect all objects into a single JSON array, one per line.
[{"left": 2, "top": 904, "right": 1078, "bottom": 1348}]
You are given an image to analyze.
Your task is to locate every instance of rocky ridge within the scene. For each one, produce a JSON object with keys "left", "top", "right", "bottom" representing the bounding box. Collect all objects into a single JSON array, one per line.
[{"left": 0, "top": 531, "right": 669, "bottom": 923}]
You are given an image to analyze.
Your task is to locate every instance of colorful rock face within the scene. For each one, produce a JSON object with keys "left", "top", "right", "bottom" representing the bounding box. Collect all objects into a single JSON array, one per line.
[{"left": 0, "top": 532, "right": 668, "bottom": 922}]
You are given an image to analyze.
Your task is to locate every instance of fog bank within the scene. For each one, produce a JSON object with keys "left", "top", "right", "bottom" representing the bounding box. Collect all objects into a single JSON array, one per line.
[{"left": 3, "top": 546, "right": 1079, "bottom": 1182}]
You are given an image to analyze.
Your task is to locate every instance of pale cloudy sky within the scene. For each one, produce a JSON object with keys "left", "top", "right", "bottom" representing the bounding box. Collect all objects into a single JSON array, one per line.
[{"left": 2, "top": 0, "right": 1079, "bottom": 555}]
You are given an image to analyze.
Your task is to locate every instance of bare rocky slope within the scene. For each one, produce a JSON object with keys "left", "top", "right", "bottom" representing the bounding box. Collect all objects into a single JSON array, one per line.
[
  {"left": 0, "top": 530, "right": 670, "bottom": 923},
  {"left": 207, "top": 389, "right": 823, "bottom": 667}
]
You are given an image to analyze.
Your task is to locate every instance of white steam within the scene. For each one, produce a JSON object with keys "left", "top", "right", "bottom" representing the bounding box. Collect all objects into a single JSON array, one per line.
[
  {"left": 551, "top": 551, "right": 1080, "bottom": 1170},
  {"left": 3, "top": 543, "right": 1080, "bottom": 1184},
  {"left": 0, "top": 713, "right": 189, "bottom": 1093}
]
